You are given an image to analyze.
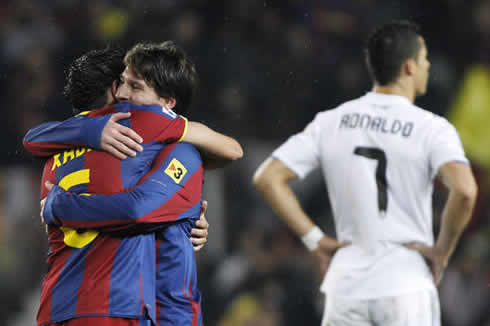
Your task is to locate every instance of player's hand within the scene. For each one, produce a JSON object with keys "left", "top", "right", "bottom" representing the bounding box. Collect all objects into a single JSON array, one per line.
[
  {"left": 404, "top": 242, "right": 447, "bottom": 286},
  {"left": 40, "top": 197, "right": 47, "bottom": 225},
  {"left": 101, "top": 112, "right": 143, "bottom": 160},
  {"left": 40, "top": 181, "right": 55, "bottom": 232},
  {"left": 312, "top": 236, "right": 350, "bottom": 274},
  {"left": 191, "top": 200, "right": 209, "bottom": 252}
]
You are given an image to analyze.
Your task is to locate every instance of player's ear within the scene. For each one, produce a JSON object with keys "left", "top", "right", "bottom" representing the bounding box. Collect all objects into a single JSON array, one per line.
[
  {"left": 111, "top": 80, "right": 118, "bottom": 98},
  {"left": 404, "top": 58, "right": 417, "bottom": 76},
  {"left": 162, "top": 97, "right": 176, "bottom": 110}
]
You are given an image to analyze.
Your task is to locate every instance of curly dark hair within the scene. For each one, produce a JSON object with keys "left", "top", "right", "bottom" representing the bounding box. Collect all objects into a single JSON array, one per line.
[
  {"left": 364, "top": 20, "right": 422, "bottom": 86},
  {"left": 124, "top": 41, "right": 198, "bottom": 115},
  {"left": 63, "top": 46, "right": 125, "bottom": 114}
]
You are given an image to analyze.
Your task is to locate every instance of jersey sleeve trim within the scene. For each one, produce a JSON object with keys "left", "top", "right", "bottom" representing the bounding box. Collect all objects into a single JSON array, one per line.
[
  {"left": 431, "top": 158, "right": 470, "bottom": 180},
  {"left": 177, "top": 116, "right": 189, "bottom": 143}
]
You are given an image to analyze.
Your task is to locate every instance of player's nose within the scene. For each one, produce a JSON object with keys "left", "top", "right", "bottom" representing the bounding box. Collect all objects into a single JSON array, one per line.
[{"left": 116, "top": 84, "right": 130, "bottom": 102}]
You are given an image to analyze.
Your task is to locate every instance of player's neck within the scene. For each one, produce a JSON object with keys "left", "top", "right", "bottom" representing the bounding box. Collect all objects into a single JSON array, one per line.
[{"left": 373, "top": 81, "right": 415, "bottom": 103}]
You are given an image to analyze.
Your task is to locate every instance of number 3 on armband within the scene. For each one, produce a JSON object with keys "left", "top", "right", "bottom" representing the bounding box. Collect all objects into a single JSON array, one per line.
[{"left": 57, "top": 168, "right": 99, "bottom": 248}]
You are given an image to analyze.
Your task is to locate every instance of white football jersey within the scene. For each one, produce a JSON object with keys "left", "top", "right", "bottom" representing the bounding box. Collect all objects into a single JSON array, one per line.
[{"left": 272, "top": 92, "right": 469, "bottom": 299}]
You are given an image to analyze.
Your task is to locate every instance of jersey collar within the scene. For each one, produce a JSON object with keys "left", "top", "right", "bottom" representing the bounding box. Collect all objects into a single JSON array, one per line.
[{"left": 363, "top": 92, "right": 412, "bottom": 107}]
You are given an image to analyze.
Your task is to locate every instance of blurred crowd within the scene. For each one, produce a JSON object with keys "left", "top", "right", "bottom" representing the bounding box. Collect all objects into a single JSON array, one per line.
[{"left": 1, "top": 0, "right": 490, "bottom": 325}]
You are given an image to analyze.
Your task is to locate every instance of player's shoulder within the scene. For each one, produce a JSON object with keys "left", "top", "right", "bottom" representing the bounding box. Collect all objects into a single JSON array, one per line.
[
  {"left": 163, "top": 142, "right": 202, "bottom": 173},
  {"left": 85, "top": 104, "right": 118, "bottom": 117},
  {"left": 329, "top": 95, "right": 367, "bottom": 113},
  {"left": 314, "top": 97, "right": 364, "bottom": 120},
  {"left": 304, "top": 98, "right": 363, "bottom": 133},
  {"left": 410, "top": 103, "right": 454, "bottom": 130},
  {"left": 115, "top": 102, "right": 180, "bottom": 120}
]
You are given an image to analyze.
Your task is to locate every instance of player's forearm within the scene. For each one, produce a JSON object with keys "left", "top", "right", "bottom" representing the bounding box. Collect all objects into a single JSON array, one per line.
[
  {"left": 45, "top": 188, "right": 142, "bottom": 228},
  {"left": 435, "top": 187, "right": 476, "bottom": 262},
  {"left": 23, "top": 117, "right": 108, "bottom": 156},
  {"left": 23, "top": 122, "right": 80, "bottom": 156},
  {"left": 254, "top": 175, "right": 315, "bottom": 237},
  {"left": 45, "top": 146, "right": 203, "bottom": 230},
  {"left": 184, "top": 122, "right": 243, "bottom": 168},
  {"left": 46, "top": 183, "right": 179, "bottom": 229}
]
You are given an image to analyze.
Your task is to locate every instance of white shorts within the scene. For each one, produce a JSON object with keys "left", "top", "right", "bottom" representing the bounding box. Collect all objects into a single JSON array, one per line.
[{"left": 321, "top": 289, "right": 440, "bottom": 326}]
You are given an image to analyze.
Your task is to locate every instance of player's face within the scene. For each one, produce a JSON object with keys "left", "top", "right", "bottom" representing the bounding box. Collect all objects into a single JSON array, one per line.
[
  {"left": 116, "top": 66, "right": 172, "bottom": 108},
  {"left": 414, "top": 37, "right": 430, "bottom": 96}
]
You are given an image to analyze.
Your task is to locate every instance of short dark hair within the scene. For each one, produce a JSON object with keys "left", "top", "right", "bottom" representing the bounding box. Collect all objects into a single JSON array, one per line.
[
  {"left": 63, "top": 46, "right": 125, "bottom": 114},
  {"left": 124, "top": 41, "right": 198, "bottom": 115},
  {"left": 365, "top": 21, "right": 422, "bottom": 85}
]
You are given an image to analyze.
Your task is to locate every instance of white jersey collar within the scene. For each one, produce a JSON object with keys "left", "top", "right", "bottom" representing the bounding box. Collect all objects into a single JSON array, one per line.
[{"left": 363, "top": 92, "right": 412, "bottom": 107}]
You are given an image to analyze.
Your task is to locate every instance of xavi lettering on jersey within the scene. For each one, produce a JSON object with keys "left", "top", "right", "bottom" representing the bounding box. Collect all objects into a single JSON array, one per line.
[{"left": 51, "top": 147, "right": 92, "bottom": 171}]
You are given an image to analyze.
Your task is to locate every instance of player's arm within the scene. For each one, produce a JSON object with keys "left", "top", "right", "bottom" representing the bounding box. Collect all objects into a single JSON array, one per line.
[
  {"left": 23, "top": 112, "right": 143, "bottom": 159},
  {"left": 183, "top": 121, "right": 243, "bottom": 169},
  {"left": 253, "top": 158, "right": 316, "bottom": 236},
  {"left": 436, "top": 162, "right": 477, "bottom": 261},
  {"left": 405, "top": 119, "right": 477, "bottom": 284},
  {"left": 253, "top": 158, "right": 348, "bottom": 272},
  {"left": 42, "top": 143, "right": 203, "bottom": 230},
  {"left": 407, "top": 162, "right": 477, "bottom": 284}
]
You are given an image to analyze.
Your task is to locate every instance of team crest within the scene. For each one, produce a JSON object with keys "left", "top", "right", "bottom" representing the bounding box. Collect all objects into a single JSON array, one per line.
[{"left": 164, "top": 158, "right": 187, "bottom": 184}]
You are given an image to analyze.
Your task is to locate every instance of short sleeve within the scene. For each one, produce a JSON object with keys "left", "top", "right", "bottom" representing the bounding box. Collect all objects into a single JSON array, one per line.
[
  {"left": 120, "top": 103, "right": 187, "bottom": 143},
  {"left": 154, "top": 114, "right": 187, "bottom": 143},
  {"left": 272, "top": 114, "right": 322, "bottom": 179},
  {"left": 429, "top": 118, "right": 469, "bottom": 179}
]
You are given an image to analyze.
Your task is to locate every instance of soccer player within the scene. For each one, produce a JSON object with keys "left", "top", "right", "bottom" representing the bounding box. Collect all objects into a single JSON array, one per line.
[
  {"left": 253, "top": 21, "right": 477, "bottom": 326},
  {"left": 24, "top": 42, "right": 241, "bottom": 326}
]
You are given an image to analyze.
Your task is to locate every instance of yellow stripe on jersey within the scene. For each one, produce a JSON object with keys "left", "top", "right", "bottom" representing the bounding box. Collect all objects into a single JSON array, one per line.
[
  {"left": 55, "top": 169, "right": 98, "bottom": 248},
  {"left": 60, "top": 227, "right": 99, "bottom": 249},
  {"left": 59, "top": 169, "right": 90, "bottom": 191},
  {"left": 177, "top": 116, "right": 188, "bottom": 142}
]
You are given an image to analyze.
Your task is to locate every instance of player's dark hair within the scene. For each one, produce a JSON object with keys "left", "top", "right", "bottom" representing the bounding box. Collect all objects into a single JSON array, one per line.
[
  {"left": 63, "top": 46, "right": 125, "bottom": 114},
  {"left": 124, "top": 41, "right": 198, "bottom": 115},
  {"left": 365, "top": 21, "right": 422, "bottom": 85}
]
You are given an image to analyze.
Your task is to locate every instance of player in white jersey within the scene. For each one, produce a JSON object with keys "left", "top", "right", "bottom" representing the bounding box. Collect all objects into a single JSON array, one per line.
[{"left": 253, "top": 20, "right": 477, "bottom": 326}]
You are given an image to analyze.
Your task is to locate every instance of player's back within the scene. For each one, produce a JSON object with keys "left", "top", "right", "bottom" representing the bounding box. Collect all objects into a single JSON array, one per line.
[
  {"left": 37, "top": 102, "right": 187, "bottom": 326},
  {"left": 317, "top": 92, "right": 446, "bottom": 246},
  {"left": 301, "top": 92, "right": 467, "bottom": 299}
]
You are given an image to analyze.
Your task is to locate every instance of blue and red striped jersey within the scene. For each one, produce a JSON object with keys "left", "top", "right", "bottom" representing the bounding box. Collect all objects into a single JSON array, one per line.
[{"left": 24, "top": 102, "right": 204, "bottom": 326}]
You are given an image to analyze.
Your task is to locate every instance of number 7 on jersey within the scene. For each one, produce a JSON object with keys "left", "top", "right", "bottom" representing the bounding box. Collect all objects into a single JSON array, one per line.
[{"left": 354, "top": 146, "right": 388, "bottom": 215}]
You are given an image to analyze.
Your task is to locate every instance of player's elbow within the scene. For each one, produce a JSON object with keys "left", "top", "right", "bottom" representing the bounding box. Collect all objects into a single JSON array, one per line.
[
  {"left": 211, "top": 138, "right": 243, "bottom": 164},
  {"left": 22, "top": 137, "right": 44, "bottom": 156},
  {"left": 22, "top": 139, "right": 30, "bottom": 150},
  {"left": 461, "top": 180, "right": 478, "bottom": 207},
  {"left": 453, "top": 178, "right": 478, "bottom": 213},
  {"left": 252, "top": 168, "right": 274, "bottom": 194},
  {"left": 227, "top": 141, "right": 244, "bottom": 161},
  {"left": 23, "top": 130, "right": 34, "bottom": 146}
]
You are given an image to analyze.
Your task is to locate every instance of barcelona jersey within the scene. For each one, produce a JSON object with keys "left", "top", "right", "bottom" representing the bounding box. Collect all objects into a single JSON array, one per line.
[{"left": 24, "top": 102, "right": 204, "bottom": 326}]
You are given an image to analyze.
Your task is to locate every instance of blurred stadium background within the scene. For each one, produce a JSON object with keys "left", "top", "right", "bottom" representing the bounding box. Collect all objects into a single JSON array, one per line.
[{"left": 1, "top": 0, "right": 490, "bottom": 325}]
